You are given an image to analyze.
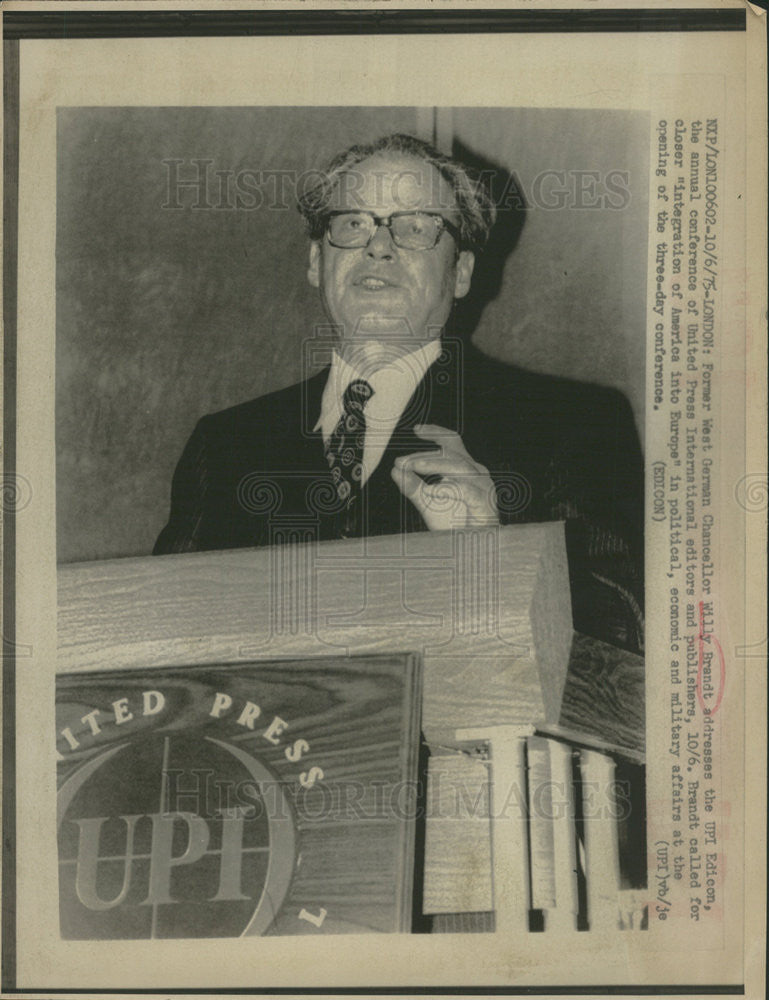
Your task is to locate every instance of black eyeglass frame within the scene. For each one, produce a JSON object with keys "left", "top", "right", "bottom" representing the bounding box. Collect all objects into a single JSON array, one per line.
[{"left": 323, "top": 209, "right": 463, "bottom": 251}]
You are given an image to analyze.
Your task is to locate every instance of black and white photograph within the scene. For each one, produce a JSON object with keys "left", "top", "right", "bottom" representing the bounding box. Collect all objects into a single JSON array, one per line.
[
  {"left": 2, "top": 4, "right": 765, "bottom": 995},
  {"left": 54, "top": 102, "right": 648, "bottom": 940}
]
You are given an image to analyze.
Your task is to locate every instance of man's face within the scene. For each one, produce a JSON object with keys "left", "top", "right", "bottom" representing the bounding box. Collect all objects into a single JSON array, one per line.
[{"left": 307, "top": 154, "right": 474, "bottom": 355}]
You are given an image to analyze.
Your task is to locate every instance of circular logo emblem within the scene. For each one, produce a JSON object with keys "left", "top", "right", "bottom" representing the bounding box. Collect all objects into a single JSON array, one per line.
[{"left": 57, "top": 734, "right": 296, "bottom": 939}]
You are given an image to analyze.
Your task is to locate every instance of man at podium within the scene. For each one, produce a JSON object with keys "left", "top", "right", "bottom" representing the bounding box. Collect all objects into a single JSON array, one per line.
[{"left": 154, "top": 133, "right": 643, "bottom": 653}]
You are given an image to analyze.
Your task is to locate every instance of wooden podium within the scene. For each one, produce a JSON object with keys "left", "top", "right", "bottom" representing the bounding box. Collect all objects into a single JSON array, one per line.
[{"left": 57, "top": 524, "right": 645, "bottom": 937}]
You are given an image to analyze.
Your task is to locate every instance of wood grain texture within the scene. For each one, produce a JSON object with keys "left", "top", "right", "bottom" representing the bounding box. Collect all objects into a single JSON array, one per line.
[
  {"left": 557, "top": 632, "right": 645, "bottom": 756},
  {"left": 422, "top": 754, "right": 492, "bottom": 914},
  {"left": 422, "top": 633, "right": 646, "bottom": 920},
  {"left": 57, "top": 524, "right": 573, "bottom": 746},
  {"left": 57, "top": 524, "right": 581, "bottom": 928},
  {"left": 529, "top": 525, "right": 575, "bottom": 720},
  {"left": 56, "top": 653, "right": 421, "bottom": 936}
]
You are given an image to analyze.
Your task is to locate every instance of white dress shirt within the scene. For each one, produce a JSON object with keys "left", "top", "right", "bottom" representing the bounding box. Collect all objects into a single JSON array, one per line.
[{"left": 314, "top": 339, "right": 442, "bottom": 485}]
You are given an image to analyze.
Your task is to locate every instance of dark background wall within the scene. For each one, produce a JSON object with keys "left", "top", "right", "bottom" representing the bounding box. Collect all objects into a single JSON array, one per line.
[{"left": 56, "top": 106, "right": 648, "bottom": 563}]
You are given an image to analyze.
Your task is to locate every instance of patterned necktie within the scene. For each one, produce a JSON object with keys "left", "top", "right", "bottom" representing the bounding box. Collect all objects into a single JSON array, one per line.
[{"left": 324, "top": 378, "right": 373, "bottom": 533}]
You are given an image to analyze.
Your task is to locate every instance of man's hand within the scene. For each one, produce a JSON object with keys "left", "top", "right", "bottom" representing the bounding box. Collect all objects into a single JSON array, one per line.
[{"left": 391, "top": 424, "right": 500, "bottom": 530}]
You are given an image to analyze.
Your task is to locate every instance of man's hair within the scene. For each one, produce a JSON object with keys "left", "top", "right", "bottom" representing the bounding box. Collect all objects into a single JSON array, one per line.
[{"left": 296, "top": 133, "right": 497, "bottom": 253}]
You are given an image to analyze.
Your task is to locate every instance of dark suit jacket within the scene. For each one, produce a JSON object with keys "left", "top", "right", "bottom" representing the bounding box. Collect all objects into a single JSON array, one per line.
[{"left": 154, "top": 343, "right": 644, "bottom": 651}]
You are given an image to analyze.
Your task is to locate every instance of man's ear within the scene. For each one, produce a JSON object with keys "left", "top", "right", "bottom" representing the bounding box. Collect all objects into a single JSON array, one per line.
[
  {"left": 453, "top": 250, "right": 475, "bottom": 300},
  {"left": 307, "top": 241, "right": 321, "bottom": 289}
]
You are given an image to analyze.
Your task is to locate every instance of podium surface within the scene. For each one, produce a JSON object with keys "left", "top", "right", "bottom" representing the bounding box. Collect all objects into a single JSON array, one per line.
[
  {"left": 58, "top": 523, "right": 575, "bottom": 745},
  {"left": 57, "top": 525, "right": 644, "bottom": 937}
]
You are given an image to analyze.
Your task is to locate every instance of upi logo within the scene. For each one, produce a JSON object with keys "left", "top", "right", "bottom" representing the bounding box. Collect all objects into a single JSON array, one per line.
[{"left": 57, "top": 732, "right": 296, "bottom": 939}]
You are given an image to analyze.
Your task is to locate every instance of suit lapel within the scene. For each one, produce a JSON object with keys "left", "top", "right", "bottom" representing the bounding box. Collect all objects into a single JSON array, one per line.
[
  {"left": 279, "top": 366, "right": 328, "bottom": 473},
  {"left": 361, "top": 346, "right": 462, "bottom": 534}
]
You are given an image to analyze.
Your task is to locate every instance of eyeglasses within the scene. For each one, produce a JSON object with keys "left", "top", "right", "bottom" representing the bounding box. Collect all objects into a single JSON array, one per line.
[{"left": 324, "top": 210, "right": 462, "bottom": 251}]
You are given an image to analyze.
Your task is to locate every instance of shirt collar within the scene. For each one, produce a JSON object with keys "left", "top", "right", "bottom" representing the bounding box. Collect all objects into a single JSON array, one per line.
[{"left": 315, "top": 339, "right": 442, "bottom": 438}]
